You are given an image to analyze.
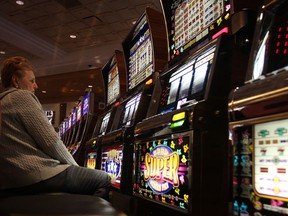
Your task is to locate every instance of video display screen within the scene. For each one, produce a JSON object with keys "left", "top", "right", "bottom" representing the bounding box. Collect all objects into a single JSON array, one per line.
[
  {"left": 159, "top": 42, "right": 216, "bottom": 113},
  {"left": 101, "top": 144, "right": 123, "bottom": 189},
  {"left": 76, "top": 101, "right": 82, "bottom": 122},
  {"left": 107, "top": 64, "right": 120, "bottom": 105},
  {"left": 248, "top": 1, "right": 288, "bottom": 81},
  {"left": 128, "top": 15, "right": 153, "bottom": 90},
  {"left": 72, "top": 108, "right": 77, "bottom": 126},
  {"left": 82, "top": 92, "right": 89, "bottom": 116},
  {"left": 68, "top": 113, "right": 72, "bottom": 130},
  {"left": 86, "top": 152, "right": 97, "bottom": 169},
  {"left": 99, "top": 112, "right": 111, "bottom": 135},
  {"left": 121, "top": 93, "right": 141, "bottom": 127},
  {"left": 58, "top": 123, "right": 63, "bottom": 137},
  {"left": 162, "top": 0, "right": 230, "bottom": 64},
  {"left": 232, "top": 119, "right": 288, "bottom": 215},
  {"left": 64, "top": 118, "right": 69, "bottom": 133},
  {"left": 254, "top": 119, "right": 288, "bottom": 200},
  {"left": 134, "top": 134, "right": 191, "bottom": 211}
]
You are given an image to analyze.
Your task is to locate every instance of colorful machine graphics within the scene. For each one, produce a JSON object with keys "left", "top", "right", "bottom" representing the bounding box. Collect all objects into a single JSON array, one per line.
[
  {"left": 99, "top": 112, "right": 111, "bottom": 136},
  {"left": 166, "top": 0, "right": 230, "bottom": 62},
  {"left": 101, "top": 146, "right": 123, "bottom": 189},
  {"left": 232, "top": 119, "right": 288, "bottom": 215},
  {"left": 134, "top": 135, "right": 190, "bottom": 211},
  {"left": 254, "top": 119, "right": 288, "bottom": 200},
  {"left": 107, "top": 64, "right": 120, "bottom": 105},
  {"left": 76, "top": 101, "right": 82, "bottom": 122},
  {"left": 82, "top": 92, "right": 89, "bottom": 116},
  {"left": 86, "top": 152, "right": 97, "bottom": 169},
  {"left": 128, "top": 15, "right": 153, "bottom": 90}
]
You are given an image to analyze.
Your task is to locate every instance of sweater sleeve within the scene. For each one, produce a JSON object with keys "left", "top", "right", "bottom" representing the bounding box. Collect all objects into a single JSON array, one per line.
[{"left": 14, "top": 90, "right": 78, "bottom": 166}]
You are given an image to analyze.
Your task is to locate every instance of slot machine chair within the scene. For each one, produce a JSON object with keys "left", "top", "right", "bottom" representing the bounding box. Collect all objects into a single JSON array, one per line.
[{"left": 0, "top": 191, "right": 120, "bottom": 216}]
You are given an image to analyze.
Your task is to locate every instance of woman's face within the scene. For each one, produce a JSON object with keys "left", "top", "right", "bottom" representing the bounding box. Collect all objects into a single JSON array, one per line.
[{"left": 17, "top": 70, "right": 38, "bottom": 93}]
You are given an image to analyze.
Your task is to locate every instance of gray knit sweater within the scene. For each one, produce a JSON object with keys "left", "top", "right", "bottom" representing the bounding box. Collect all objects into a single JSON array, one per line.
[{"left": 0, "top": 88, "right": 78, "bottom": 190}]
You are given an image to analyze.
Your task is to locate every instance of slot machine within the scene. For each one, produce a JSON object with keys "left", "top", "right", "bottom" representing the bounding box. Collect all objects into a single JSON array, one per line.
[
  {"left": 132, "top": 0, "right": 262, "bottom": 215},
  {"left": 58, "top": 122, "right": 63, "bottom": 138},
  {"left": 64, "top": 111, "right": 73, "bottom": 146},
  {"left": 98, "top": 7, "right": 168, "bottom": 215},
  {"left": 67, "top": 98, "right": 82, "bottom": 151},
  {"left": 62, "top": 118, "right": 69, "bottom": 145},
  {"left": 229, "top": 0, "right": 288, "bottom": 215},
  {"left": 70, "top": 88, "right": 96, "bottom": 166},
  {"left": 66, "top": 106, "right": 77, "bottom": 147},
  {"left": 85, "top": 50, "right": 127, "bottom": 170}
]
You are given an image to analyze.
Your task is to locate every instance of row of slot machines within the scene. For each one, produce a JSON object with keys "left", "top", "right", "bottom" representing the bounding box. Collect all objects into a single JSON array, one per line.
[
  {"left": 61, "top": 0, "right": 288, "bottom": 215},
  {"left": 58, "top": 88, "right": 96, "bottom": 166}
]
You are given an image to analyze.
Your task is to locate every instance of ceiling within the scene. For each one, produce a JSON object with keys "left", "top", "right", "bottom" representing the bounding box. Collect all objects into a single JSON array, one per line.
[{"left": 0, "top": 0, "right": 162, "bottom": 103}]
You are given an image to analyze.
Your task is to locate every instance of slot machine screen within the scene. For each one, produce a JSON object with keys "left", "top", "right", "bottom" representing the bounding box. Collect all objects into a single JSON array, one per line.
[
  {"left": 68, "top": 114, "right": 72, "bottom": 130},
  {"left": 65, "top": 118, "right": 69, "bottom": 133},
  {"left": 127, "top": 14, "right": 153, "bottom": 90},
  {"left": 101, "top": 144, "right": 123, "bottom": 189},
  {"left": 76, "top": 101, "right": 82, "bottom": 122},
  {"left": 87, "top": 152, "right": 97, "bottom": 169},
  {"left": 107, "top": 64, "right": 120, "bottom": 105},
  {"left": 247, "top": 1, "right": 288, "bottom": 81},
  {"left": 82, "top": 92, "right": 89, "bottom": 116},
  {"left": 72, "top": 108, "right": 77, "bottom": 126},
  {"left": 58, "top": 123, "right": 63, "bottom": 137},
  {"left": 159, "top": 41, "right": 217, "bottom": 113},
  {"left": 162, "top": 0, "right": 230, "bottom": 65},
  {"left": 121, "top": 93, "right": 141, "bottom": 127},
  {"left": 99, "top": 111, "right": 111, "bottom": 136},
  {"left": 254, "top": 119, "right": 288, "bottom": 201},
  {"left": 134, "top": 133, "right": 191, "bottom": 211}
]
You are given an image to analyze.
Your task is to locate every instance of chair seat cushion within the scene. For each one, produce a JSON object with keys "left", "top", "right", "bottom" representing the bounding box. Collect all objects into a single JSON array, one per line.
[{"left": 0, "top": 193, "right": 119, "bottom": 216}]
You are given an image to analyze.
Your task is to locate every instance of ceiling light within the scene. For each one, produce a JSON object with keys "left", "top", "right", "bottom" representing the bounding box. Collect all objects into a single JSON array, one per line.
[
  {"left": 16, "top": 1, "right": 24, "bottom": 5},
  {"left": 42, "top": 90, "right": 47, "bottom": 93},
  {"left": 0, "top": 51, "right": 5, "bottom": 55},
  {"left": 70, "top": 34, "right": 77, "bottom": 39},
  {"left": 88, "top": 85, "right": 93, "bottom": 88}
]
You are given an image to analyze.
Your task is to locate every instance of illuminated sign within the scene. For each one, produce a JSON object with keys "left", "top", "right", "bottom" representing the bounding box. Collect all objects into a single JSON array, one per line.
[
  {"left": 102, "top": 147, "right": 123, "bottom": 188},
  {"left": 168, "top": 0, "right": 231, "bottom": 61},
  {"left": 144, "top": 145, "right": 179, "bottom": 193},
  {"left": 82, "top": 92, "right": 89, "bottom": 116},
  {"left": 87, "top": 152, "right": 97, "bottom": 169},
  {"left": 135, "top": 135, "right": 190, "bottom": 210},
  {"left": 254, "top": 119, "right": 288, "bottom": 201}
]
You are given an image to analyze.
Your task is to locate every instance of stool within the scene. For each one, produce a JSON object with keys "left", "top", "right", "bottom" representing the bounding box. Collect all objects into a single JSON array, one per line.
[{"left": 0, "top": 193, "right": 121, "bottom": 216}]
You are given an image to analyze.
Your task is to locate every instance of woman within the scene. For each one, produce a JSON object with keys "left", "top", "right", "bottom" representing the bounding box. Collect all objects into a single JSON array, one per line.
[{"left": 0, "top": 56, "right": 111, "bottom": 199}]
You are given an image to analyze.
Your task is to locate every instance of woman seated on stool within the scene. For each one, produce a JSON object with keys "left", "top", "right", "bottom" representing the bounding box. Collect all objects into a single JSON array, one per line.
[{"left": 0, "top": 56, "right": 111, "bottom": 199}]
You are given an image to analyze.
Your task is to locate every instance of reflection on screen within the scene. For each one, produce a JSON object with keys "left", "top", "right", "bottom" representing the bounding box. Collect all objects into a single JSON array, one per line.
[
  {"left": 122, "top": 93, "right": 141, "bottom": 126},
  {"left": 192, "top": 62, "right": 209, "bottom": 94},
  {"left": 179, "top": 71, "right": 193, "bottom": 99},
  {"left": 99, "top": 112, "right": 111, "bottom": 135},
  {"left": 167, "top": 78, "right": 180, "bottom": 104},
  {"left": 252, "top": 32, "right": 269, "bottom": 80},
  {"left": 248, "top": 3, "right": 288, "bottom": 80}
]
